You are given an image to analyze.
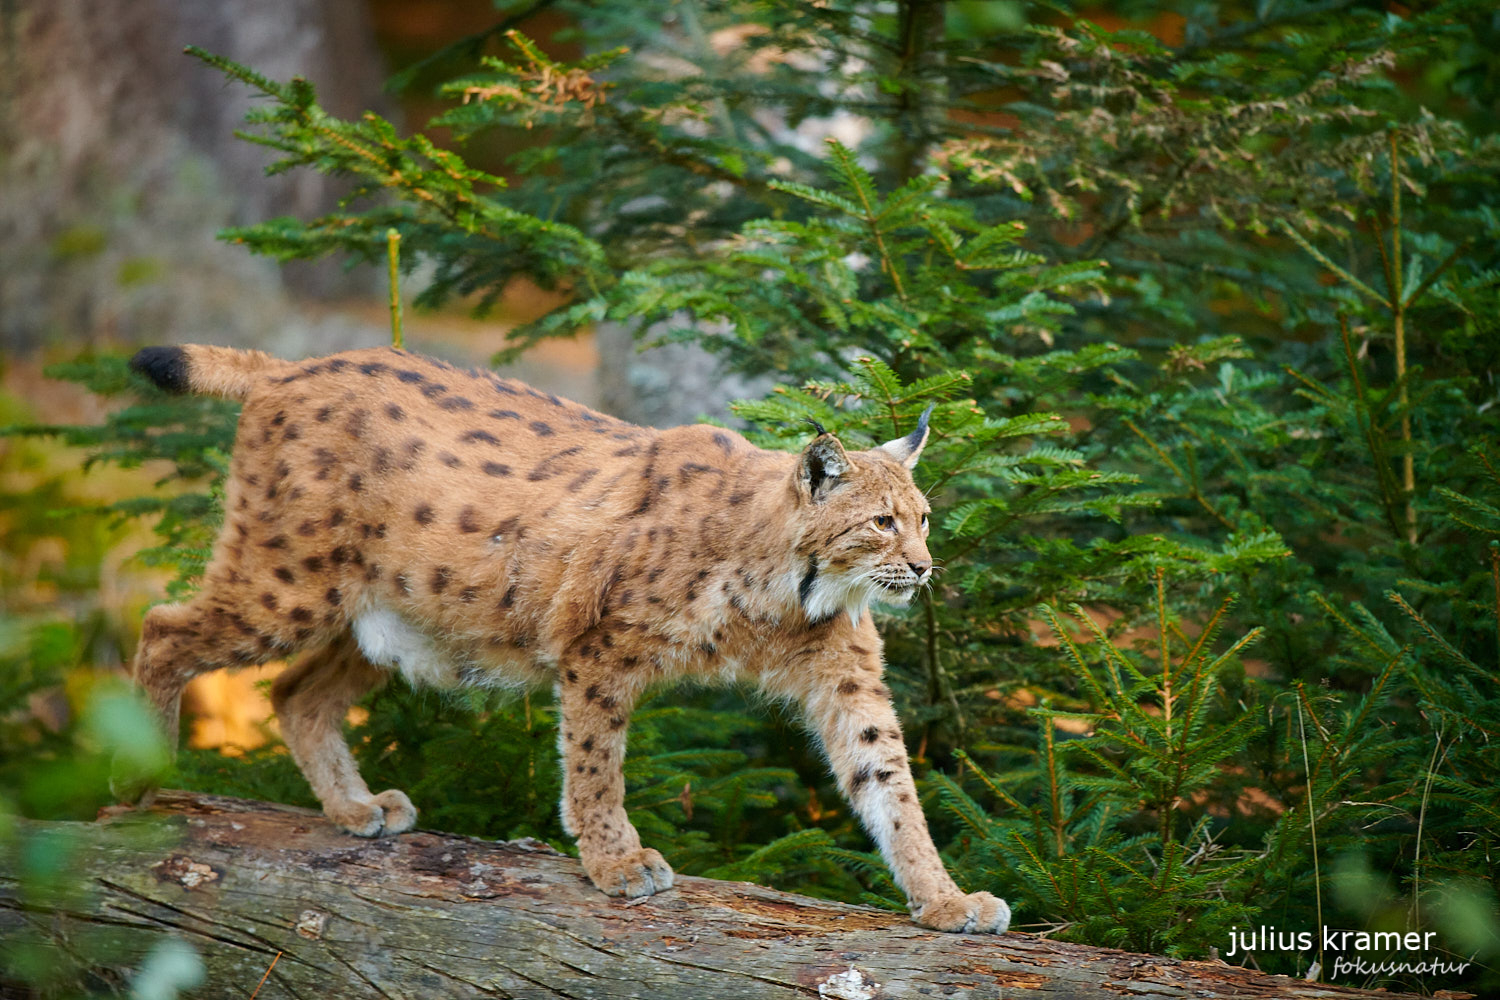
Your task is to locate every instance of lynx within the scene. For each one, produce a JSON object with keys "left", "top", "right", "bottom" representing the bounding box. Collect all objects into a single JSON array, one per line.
[{"left": 124, "top": 343, "right": 1010, "bottom": 934}]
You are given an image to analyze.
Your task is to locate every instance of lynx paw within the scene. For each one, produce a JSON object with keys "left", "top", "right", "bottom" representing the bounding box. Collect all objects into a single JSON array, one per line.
[
  {"left": 586, "top": 848, "right": 675, "bottom": 899},
  {"left": 328, "top": 790, "right": 418, "bottom": 837},
  {"left": 913, "top": 891, "right": 1011, "bottom": 934},
  {"left": 108, "top": 759, "right": 160, "bottom": 808}
]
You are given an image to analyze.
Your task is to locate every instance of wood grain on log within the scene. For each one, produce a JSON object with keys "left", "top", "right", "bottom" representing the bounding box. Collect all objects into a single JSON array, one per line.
[{"left": 0, "top": 792, "right": 1438, "bottom": 999}]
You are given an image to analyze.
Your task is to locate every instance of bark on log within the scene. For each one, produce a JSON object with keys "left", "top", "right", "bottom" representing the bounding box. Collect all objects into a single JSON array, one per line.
[{"left": 0, "top": 792, "right": 1437, "bottom": 1000}]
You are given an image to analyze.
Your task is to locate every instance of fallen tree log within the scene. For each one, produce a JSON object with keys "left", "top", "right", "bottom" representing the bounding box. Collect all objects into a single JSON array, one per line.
[{"left": 0, "top": 791, "right": 1439, "bottom": 999}]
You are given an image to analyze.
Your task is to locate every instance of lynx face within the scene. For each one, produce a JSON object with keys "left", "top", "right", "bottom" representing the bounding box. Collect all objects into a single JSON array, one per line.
[
  {"left": 124, "top": 345, "right": 1009, "bottom": 936},
  {"left": 795, "top": 441, "right": 934, "bottom": 624}
]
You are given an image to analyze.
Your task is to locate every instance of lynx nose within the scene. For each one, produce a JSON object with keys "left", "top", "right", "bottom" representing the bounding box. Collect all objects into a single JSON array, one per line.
[{"left": 908, "top": 559, "right": 932, "bottom": 580}]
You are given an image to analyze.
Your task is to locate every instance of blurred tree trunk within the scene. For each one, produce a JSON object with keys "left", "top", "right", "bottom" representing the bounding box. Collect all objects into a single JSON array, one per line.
[
  {"left": 0, "top": 0, "right": 389, "bottom": 354},
  {"left": 0, "top": 792, "right": 1436, "bottom": 1000},
  {"left": 893, "top": 0, "right": 947, "bottom": 183}
]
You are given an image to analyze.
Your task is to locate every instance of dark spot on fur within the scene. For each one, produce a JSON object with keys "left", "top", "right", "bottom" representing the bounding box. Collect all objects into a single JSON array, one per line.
[
  {"left": 325, "top": 588, "right": 342, "bottom": 606},
  {"left": 501, "top": 584, "right": 517, "bottom": 608},
  {"left": 458, "top": 506, "right": 481, "bottom": 533},
  {"left": 365, "top": 563, "right": 381, "bottom": 582},
  {"left": 359, "top": 362, "right": 388, "bottom": 377},
  {"left": 488, "top": 409, "right": 520, "bottom": 420},
  {"left": 303, "top": 556, "right": 325, "bottom": 573},
  {"left": 289, "top": 607, "right": 314, "bottom": 623},
  {"left": 430, "top": 566, "right": 451, "bottom": 593},
  {"left": 260, "top": 592, "right": 278, "bottom": 611},
  {"left": 851, "top": 765, "right": 872, "bottom": 790},
  {"left": 271, "top": 411, "right": 286, "bottom": 427},
  {"left": 328, "top": 509, "right": 345, "bottom": 528},
  {"left": 482, "top": 461, "right": 511, "bottom": 477},
  {"left": 420, "top": 382, "right": 448, "bottom": 399},
  {"left": 385, "top": 403, "right": 405, "bottom": 421},
  {"left": 876, "top": 770, "right": 894, "bottom": 783},
  {"left": 439, "top": 396, "right": 474, "bottom": 412},
  {"left": 461, "top": 429, "right": 499, "bottom": 445},
  {"left": 609, "top": 716, "right": 625, "bottom": 729},
  {"left": 527, "top": 446, "right": 584, "bottom": 482},
  {"left": 345, "top": 408, "right": 369, "bottom": 439},
  {"left": 262, "top": 535, "right": 288, "bottom": 549},
  {"left": 372, "top": 447, "right": 393, "bottom": 473},
  {"left": 400, "top": 438, "right": 425, "bottom": 470},
  {"left": 283, "top": 423, "right": 301, "bottom": 441},
  {"left": 396, "top": 369, "right": 424, "bottom": 384},
  {"left": 394, "top": 572, "right": 410, "bottom": 594},
  {"left": 712, "top": 431, "right": 734, "bottom": 454},
  {"left": 330, "top": 545, "right": 355, "bottom": 565},
  {"left": 581, "top": 736, "right": 595, "bottom": 752},
  {"left": 838, "top": 680, "right": 859, "bottom": 695},
  {"left": 297, "top": 519, "right": 317, "bottom": 537},
  {"left": 799, "top": 556, "right": 819, "bottom": 607},
  {"left": 460, "top": 586, "right": 478, "bottom": 603},
  {"left": 439, "top": 452, "right": 462, "bottom": 468},
  {"left": 414, "top": 503, "right": 435, "bottom": 526},
  {"left": 861, "top": 726, "right": 880, "bottom": 743},
  {"left": 584, "top": 685, "right": 600, "bottom": 702},
  {"left": 348, "top": 473, "right": 364, "bottom": 492},
  {"left": 529, "top": 421, "right": 554, "bottom": 436},
  {"left": 566, "top": 468, "right": 598, "bottom": 491},
  {"left": 274, "top": 567, "right": 295, "bottom": 584},
  {"left": 565, "top": 669, "right": 577, "bottom": 683}
]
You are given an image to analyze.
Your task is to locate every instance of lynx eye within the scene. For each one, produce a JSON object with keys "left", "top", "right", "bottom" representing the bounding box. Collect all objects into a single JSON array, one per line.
[
  {"left": 921, "top": 513, "right": 929, "bottom": 529},
  {"left": 874, "top": 514, "right": 896, "bottom": 531}
]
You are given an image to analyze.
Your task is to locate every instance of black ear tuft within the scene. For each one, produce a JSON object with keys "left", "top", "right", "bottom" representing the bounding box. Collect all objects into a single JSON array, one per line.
[
  {"left": 804, "top": 416, "right": 828, "bottom": 436},
  {"left": 130, "top": 346, "right": 191, "bottom": 394}
]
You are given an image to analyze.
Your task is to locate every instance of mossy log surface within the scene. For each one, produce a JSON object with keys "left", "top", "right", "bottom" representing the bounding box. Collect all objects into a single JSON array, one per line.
[{"left": 0, "top": 792, "right": 1437, "bottom": 999}]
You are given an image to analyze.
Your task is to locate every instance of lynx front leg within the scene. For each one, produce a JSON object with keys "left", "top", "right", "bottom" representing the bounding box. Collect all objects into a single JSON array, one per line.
[
  {"left": 805, "top": 670, "right": 1010, "bottom": 934},
  {"left": 556, "top": 662, "right": 673, "bottom": 898}
]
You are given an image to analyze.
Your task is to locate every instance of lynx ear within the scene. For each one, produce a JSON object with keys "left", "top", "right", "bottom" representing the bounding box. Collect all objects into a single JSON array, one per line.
[
  {"left": 798, "top": 433, "right": 851, "bottom": 502},
  {"left": 878, "top": 404, "right": 934, "bottom": 469}
]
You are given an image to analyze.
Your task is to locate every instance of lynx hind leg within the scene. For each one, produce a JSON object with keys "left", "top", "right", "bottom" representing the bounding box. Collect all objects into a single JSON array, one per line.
[
  {"left": 116, "top": 597, "right": 278, "bottom": 804},
  {"left": 557, "top": 662, "right": 673, "bottom": 898},
  {"left": 272, "top": 635, "right": 416, "bottom": 837}
]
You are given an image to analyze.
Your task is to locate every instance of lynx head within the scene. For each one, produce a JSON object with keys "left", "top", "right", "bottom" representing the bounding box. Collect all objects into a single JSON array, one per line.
[{"left": 792, "top": 406, "right": 935, "bottom": 624}]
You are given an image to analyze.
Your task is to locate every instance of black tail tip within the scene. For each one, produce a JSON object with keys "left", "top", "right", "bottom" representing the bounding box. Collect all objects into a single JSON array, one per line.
[{"left": 129, "top": 346, "right": 190, "bottom": 393}]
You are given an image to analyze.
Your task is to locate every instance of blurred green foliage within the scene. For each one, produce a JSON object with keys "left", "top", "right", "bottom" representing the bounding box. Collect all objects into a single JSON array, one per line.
[{"left": 5, "top": 1, "right": 1500, "bottom": 996}]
